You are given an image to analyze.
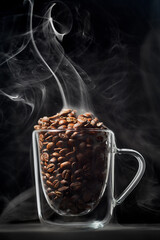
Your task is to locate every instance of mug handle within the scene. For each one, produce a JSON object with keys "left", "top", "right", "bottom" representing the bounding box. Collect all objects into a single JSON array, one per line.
[{"left": 115, "top": 148, "right": 145, "bottom": 205}]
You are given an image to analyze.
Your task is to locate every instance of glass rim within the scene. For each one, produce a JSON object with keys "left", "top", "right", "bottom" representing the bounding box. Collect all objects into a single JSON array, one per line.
[{"left": 33, "top": 128, "right": 114, "bottom": 134}]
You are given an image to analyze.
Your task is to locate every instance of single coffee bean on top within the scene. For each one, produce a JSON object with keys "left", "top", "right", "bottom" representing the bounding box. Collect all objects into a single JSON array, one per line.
[{"left": 34, "top": 109, "right": 108, "bottom": 215}]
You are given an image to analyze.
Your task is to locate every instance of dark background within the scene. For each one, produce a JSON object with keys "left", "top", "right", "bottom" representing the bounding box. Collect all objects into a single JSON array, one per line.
[{"left": 0, "top": 0, "right": 160, "bottom": 225}]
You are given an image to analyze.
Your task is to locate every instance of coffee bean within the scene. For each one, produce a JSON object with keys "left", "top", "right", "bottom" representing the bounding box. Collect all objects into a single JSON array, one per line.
[
  {"left": 47, "top": 187, "right": 52, "bottom": 193},
  {"left": 46, "top": 180, "right": 53, "bottom": 187},
  {"left": 59, "top": 148, "right": 69, "bottom": 156},
  {"left": 52, "top": 152, "right": 60, "bottom": 158},
  {"left": 54, "top": 190, "right": 63, "bottom": 198},
  {"left": 56, "top": 140, "right": 64, "bottom": 148},
  {"left": 76, "top": 153, "right": 84, "bottom": 162},
  {"left": 79, "top": 142, "right": 86, "bottom": 150},
  {"left": 56, "top": 173, "right": 62, "bottom": 181},
  {"left": 42, "top": 148, "right": 48, "bottom": 152},
  {"left": 58, "top": 156, "right": 66, "bottom": 163},
  {"left": 62, "top": 169, "right": 71, "bottom": 180},
  {"left": 59, "top": 109, "right": 72, "bottom": 116},
  {"left": 68, "top": 139, "right": 75, "bottom": 146},
  {"left": 48, "top": 191, "right": 55, "bottom": 197},
  {"left": 54, "top": 147, "right": 62, "bottom": 151},
  {"left": 73, "top": 123, "right": 82, "bottom": 129},
  {"left": 47, "top": 142, "right": 54, "bottom": 150},
  {"left": 45, "top": 173, "right": 50, "bottom": 179},
  {"left": 39, "top": 134, "right": 44, "bottom": 141},
  {"left": 52, "top": 179, "right": 60, "bottom": 189},
  {"left": 41, "top": 152, "right": 49, "bottom": 162},
  {"left": 61, "top": 180, "right": 68, "bottom": 185},
  {"left": 45, "top": 135, "right": 52, "bottom": 141},
  {"left": 70, "top": 182, "right": 82, "bottom": 191},
  {"left": 50, "top": 157, "right": 57, "bottom": 164},
  {"left": 65, "top": 130, "right": 73, "bottom": 137},
  {"left": 49, "top": 176, "right": 54, "bottom": 181},
  {"left": 42, "top": 116, "right": 50, "bottom": 122},
  {"left": 47, "top": 163, "right": 55, "bottom": 172},
  {"left": 58, "top": 186, "right": 69, "bottom": 192},
  {"left": 60, "top": 161, "right": 71, "bottom": 170},
  {"left": 67, "top": 123, "right": 74, "bottom": 129},
  {"left": 70, "top": 132, "right": 78, "bottom": 139},
  {"left": 58, "top": 125, "right": 67, "bottom": 130},
  {"left": 59, "top": 119, "right": 67, "bottom": 125},
  {"left": 43, "top": 176, "right": 47, "bottom": 180},
  {"left": 74, "top": 169, "right": 83, "bottom": 177},
  {"left": 65, "top": 151, "right": 75, "bottom": 158}
]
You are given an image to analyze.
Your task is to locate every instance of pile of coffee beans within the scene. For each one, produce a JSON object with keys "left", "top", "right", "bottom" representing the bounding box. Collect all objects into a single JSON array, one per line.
[{"left": 34, "top": 109, "right": 108, "bottom": 215}]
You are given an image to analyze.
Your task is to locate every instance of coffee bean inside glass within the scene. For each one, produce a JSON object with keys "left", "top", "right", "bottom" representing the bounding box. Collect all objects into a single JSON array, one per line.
[
  {"left": 39, "top": 129, "right": 109, "bottom": 216},
  {"left": 34, "top": 109, "right": 110, "bottom": 216}
]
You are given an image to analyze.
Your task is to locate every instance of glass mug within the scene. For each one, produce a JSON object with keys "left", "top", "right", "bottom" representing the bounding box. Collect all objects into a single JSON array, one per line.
[{"left": 32, "top": 129, "right": 145, "bottom": 229}]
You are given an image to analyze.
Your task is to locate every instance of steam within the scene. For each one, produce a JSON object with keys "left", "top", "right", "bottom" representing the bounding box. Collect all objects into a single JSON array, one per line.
[{"left": 0, "top": 0, "right": 93, "bottom": 122}]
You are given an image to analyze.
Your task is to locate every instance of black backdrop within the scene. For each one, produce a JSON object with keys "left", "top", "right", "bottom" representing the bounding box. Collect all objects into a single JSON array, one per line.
[{"left": 0, "top": 0, "right": 160, "bottom": 225}]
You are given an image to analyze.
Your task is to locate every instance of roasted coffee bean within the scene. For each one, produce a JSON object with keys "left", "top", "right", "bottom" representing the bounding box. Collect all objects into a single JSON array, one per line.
[
  {"left": 59, "top": 148, "right": 69, "bottom": 156},
  {"left": 73, "top": 123, "right": 82, "bottom": 129},
  {"left": 39, "top": 134, "right": 44, "bottom": 141},
  {"left": 59, "top": 119, "right": 67, "bottom": 126},
  {"left": 61, "top": 179, "right": 68, "bottom": 185},
  {"left": 70, "top": 182, "right": 82, "bottom": 191},
  {"left": 59, "top": 133, "right": 68, "bottom": 139},
  {"left": 52, "top": 179, "right": 60, "bottom": 189},
  {"left": 49, "top": 176, "right": 54, "bottom": 181},
  {"left": 54, "top": 147, "right": 62, "bottom": 151},
  {"left": 76, "top": 153, "right": 84, "bottom": 163},
  {"left": 42, "top": 148, "right": 48, "bottom": 152},
  {"left": 58, "top": 125, "right": 67, "bottom": 130},
  {"left": 59, "top": 109, "right": 72, "bottom": 116},
  {"left": 60, "top": 161, "right": 71, "bottom": 170},
  {"left": 58, "top": 186, "right": 69, "bottom": 192},
  {"left": 68, "top": 139, "right": 75, "bottom": 146},
  {"left": 45, "top": 135, "right": 52, "bottom": 141},
  {"left": 52, "top": 152, "right": 60, "bottom": 158},
  {"left": 47, "top": 187, "right": 52, "bottom": 193},
  {"left": 66, "top": 117, "right": 77, "bottom": 123},
  {"left": 52, "top": 136, "right": 59, "bottom": 143},
  {"left": 79, "top": 142, "right": 86, "bottom": 150},
  {"left": 69, "top": 157, "right": 76, "bottom": 163},
  {"left": 74, "top": 169, "right": 83, "bottom": 177},
  {"left": 45, "top": 173, "right": 51, "bottom": 179},
  {"left": 41, "top": 152, "right": 49, "bottom": 162},
  {"left": 57, "top": 156, "right": 65, "bottom": 163},
  {"left": 70, "top": 132, "right": 78, "bottom": 139},
  {"left": 54, "top": 190, "right": 63, "bottom": 198},
  {"left": 65, "top": 130, "right": 73, "bottom": 137},
  {"left": 48, "top": 191, "right": 55, "bottom": 197},
  {"left": 42, "top": 116, "right": 50, "bottom": 122},
  {"left": 46, "top": 180, "right": 53, "bottom": 187},
  {"left": 47, "top": 142, "right": 54, "bottom": 150},
  {"left": 62, "top": 169, "right": 71, "bottom": 180},
  {"left": 66, "top": 151, "right": 75, "bottom": 158},
  {"left": 50, "top": 157, "right": 57, "bottom": 164},
  {"left": 67, "top": 123, "right": 74, "bottom": 129},
  {"left": 56, "top": 173, "right": 62, "bottom": 181},
  {"left": 47, "top": 163, "right": 55, "bottom": 172},
  {"left": 43, "top": 176, "right": 47, "bottom": 180},
  {"left": 56, "top": 140, "right": 64, "bottom": 148}
]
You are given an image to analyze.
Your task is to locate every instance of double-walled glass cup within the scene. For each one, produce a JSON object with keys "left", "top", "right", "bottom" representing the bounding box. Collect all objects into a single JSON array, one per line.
[{"left": 32, "top": 129, "right": 145, "bottom": 229}]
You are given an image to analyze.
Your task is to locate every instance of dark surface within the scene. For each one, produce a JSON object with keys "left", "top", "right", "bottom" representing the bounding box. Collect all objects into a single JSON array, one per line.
[
  {"left": 0, "top": 0, "right": 160, "bottom": 227},
  {"left": 1, "top": 223, "right": 160, "bottom": 240}
]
